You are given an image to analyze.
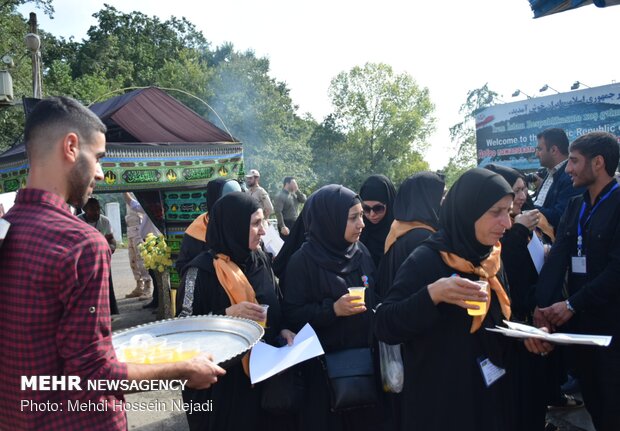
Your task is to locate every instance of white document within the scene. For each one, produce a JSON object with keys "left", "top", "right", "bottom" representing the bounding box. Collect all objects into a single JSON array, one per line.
[
  {"left": 262, "top": 224, "right": 284, "bottom": 256},
  {"left": 527, "top": 233, "right": 545, "bottom": 274},
  {"left": 0, "top": 218, "right": 10, "bottom": 249},
  {"left": 249, "top": 323, "right": 324, "bottom": 384},
  {"left": 486, "top": 320, "right": 612, "bottom": 347}
]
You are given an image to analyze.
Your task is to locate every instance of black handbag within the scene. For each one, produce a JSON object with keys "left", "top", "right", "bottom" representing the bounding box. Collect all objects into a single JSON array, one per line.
[
  {"left": 260, "top": 364, "right": 305, "bottom": 415},
  {"left": 323, "top": 347, "right": 378, "bottom": 412}
]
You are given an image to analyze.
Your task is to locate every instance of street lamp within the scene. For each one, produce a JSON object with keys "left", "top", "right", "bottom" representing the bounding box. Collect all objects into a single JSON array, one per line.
[
  {"left": 539, "top": 84, "right": 559, "bottom": 94},
  {"left": 24, "top": 32, "right": 42, "bottom": 99},
  {"left": 511, "top": 89, "right": 531, "bottom": 99},
  {"left": 571, "top": 81, "right": 591, "bottom": 90}
]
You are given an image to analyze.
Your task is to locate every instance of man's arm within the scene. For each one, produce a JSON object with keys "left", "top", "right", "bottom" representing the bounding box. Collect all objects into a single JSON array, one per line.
[
  {"left": 260, "top": 189, "right": 274, "bottom": 218},
  {"left": 534, "top": 203, "right": 574, "bottom": 308},
  {"left": 295, "top": 190, "right": 307, "bottom": 203},
  {"left": 273, "top": 192, "right": 285, "bottom": 228},
  {"left": 538, "top": 173, "right": 583, "bottom": 229},
  {"left": 126, "top": 354, "right": 225, "bottom": 390}
]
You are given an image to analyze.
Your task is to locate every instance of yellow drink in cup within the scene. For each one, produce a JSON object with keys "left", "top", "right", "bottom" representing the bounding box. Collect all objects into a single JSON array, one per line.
[
  {"left": 176, "top": 342, "right": 201, "bottom": 361},
  {"left": 348, "top": 287, "right": 366, "bottom": 304},
  {"left": 466, "top": 280, "right": 489, "bottom": 316},
  {"left": 258, "top": 304, "right": 269, "bottom": 328},
  {"left": 148, "top": 350, "right": 175, "bottom": 364}
]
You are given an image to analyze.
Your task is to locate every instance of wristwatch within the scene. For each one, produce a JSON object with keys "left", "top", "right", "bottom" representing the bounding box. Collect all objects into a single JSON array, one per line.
[{"left": 565, "top": 299, "right": 575, "bottom": 313}]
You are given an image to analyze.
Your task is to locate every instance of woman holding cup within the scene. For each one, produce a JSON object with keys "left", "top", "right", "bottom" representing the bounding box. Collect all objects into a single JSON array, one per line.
[
  {"left": 176, "top": 192, "right": 294, "bottom": 431},
  {"left": 375, "top": 168, "right": 553, "bottom": 431},
  {"left": 282, "top": 185, "right": 380, "bottom": 431},
  {"left": 485, "top": 164, "right": 557, "bottom": 431}
]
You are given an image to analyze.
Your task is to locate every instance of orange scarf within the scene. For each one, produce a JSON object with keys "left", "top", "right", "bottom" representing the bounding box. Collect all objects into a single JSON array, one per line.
[
  {"left": 439, "top": 243, "right": 511, "bottom": 333},
  {"left": 384, "top": 220, "right": 435, "bottom": 254},
  {"left": 185, "top": 212, "right": 209, "bottom": 242},
  {"left": 535, "top": 213, "right": 555, "bottom": 243},
  {"left": 213, "top": 253, "right": 258, "bottom": 376}
]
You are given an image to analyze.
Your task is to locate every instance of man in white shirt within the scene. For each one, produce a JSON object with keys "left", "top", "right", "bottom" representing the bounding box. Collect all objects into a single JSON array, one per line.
[{"left": 78, "top": 197, "right": 118, "bottom": 315}]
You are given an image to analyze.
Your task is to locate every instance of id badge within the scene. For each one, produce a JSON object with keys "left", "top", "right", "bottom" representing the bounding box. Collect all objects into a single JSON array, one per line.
[
  {"left": 477, "top": 357, "right": 506, "bottom": 387},
  {"left": 571, "top": 256, "right": 587, "bottom": 274}
]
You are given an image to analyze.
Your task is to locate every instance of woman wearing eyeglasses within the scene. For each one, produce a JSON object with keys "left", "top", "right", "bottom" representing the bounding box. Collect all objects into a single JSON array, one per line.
[{"left": 359, "top": 174, "right": 396, "bottom": 268}]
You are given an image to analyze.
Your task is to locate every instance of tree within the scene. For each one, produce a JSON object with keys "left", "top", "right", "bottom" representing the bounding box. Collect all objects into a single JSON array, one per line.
[
  {"left": 443, "top": 83, "right": 500, "bottom": 186},
  {"left": 308, "top": 114, "right": 349, "bottom": 186},
  {"left": 0, "top": 2, "right": 53, "bottom": 151},
  {"left": 326, "top": 62, "right": 434, "bottom": 189},
  {"left": 207, "top": 48, "right": 317, "bottom": 194}
]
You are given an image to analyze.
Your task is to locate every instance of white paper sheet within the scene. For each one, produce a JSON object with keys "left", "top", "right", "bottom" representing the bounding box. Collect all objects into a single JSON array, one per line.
[
  {"left": 262, "top": 224, "right": 284, "bottom": 256},
  {"left": 527, "top": 233, "right": 545, "bottom": 274},
  {"left": 486, "top": 320, "right": 612, "bottom": 346},
  {"left": 249, "top": 323, "right": 324, "bottom": 384}
]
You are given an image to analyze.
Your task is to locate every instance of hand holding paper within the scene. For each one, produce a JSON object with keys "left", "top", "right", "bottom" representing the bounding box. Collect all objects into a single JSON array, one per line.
[{"left": 249, "top": 323, "right": 324, "bottom": 384}]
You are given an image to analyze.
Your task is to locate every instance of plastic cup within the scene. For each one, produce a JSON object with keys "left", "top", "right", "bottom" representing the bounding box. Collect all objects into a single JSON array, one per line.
[
  {"left": 123, "top": 344, "right": 148, "bottom": 363},
  {"left": 147, "top": 350, "right": 175, "bottom": 364},
  {"left": 258, "top": 304, "right": 269, "bottom": 328},
  {"left": 161, "top": 341, "right": 183, "bottom": 361},
  {"left": 466, "top": 280, "right": 489, "bottom": 316},
  {"left": 146, "top": 337, "right": 168, "bottom": 354},
  {"left": 177, "top": 342, "right": 201, "bottom": 361},
  {"left": 348, "top": 287, "right": 366, "bottom": 304}
]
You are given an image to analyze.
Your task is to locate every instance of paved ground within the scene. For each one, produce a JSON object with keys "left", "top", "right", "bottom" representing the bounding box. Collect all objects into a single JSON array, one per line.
[
  {"left": 111, "top": 248, "right": 189, "bottom": 430},
  {"left": 110, "top": 248, "right": 595, "bottom": 431}
]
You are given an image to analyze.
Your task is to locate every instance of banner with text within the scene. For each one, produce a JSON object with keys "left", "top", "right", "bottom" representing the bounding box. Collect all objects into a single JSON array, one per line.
[{"left": 475, "top": 83, "right": 620, "bottom": 171}]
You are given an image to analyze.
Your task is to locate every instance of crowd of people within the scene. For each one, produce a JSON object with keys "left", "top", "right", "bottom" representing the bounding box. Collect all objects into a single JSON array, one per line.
[{"left": 1, "top": 96, "right": 619, "bottom": 431}]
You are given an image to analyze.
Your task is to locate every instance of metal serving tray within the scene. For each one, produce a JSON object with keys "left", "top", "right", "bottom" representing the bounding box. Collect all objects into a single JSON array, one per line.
[{"left": 112, "top": 315, "right": 264, "bottom": 367}]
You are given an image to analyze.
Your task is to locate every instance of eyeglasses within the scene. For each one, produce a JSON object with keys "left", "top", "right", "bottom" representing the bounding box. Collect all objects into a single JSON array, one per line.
[{"left": 362, "top": 203, "right": 386, "bottom": 215}]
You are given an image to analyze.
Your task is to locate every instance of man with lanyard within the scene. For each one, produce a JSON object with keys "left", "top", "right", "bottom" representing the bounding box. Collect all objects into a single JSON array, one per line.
[
  {"left": 534, "top": 131, "right": 620, "bottom": 431},
  {"left": 532, "top": 128, "right": 585, "bottom": 231}
]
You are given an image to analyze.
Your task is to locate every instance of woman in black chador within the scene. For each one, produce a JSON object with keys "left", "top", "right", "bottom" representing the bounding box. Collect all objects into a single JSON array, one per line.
[
  {"left": 282, "top": 185, "right": 381, "bottom": 431},
  {"left": 359, "top": 174, "right": 396, "bottom": 268},
  {"left": 176, "top": 192, "right": 293, "bottom": 431},
  {"left": 375, "top": 168, "right": 523, "bottom": 431},
  {"left": 376, "top": 171, "right": 445, "bottom": 300}
]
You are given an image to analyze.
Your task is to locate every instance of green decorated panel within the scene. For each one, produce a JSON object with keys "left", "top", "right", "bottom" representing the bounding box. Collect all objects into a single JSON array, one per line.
[
  {"left": 0, "top": 143, "right": 244, "bottom": 193},
  {"left": 164, "top": 190, "right": 207, "bottom": 222},
  {"left": 98, "top": 144, "right": 244, "bottom": 191},
  {"left": 0, "top": 161, "right": 28, "bottom": 194},
  {"left": 165, "top": 224, "right": 189, "bottom": 290}
]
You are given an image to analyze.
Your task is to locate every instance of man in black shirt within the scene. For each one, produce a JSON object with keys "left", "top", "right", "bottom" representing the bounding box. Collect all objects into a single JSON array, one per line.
[{"left": 535, "top": 131, "right": 620, "bottom": 431}]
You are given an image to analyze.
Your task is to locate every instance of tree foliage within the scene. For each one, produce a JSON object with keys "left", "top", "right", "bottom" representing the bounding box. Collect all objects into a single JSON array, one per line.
[
  {"left": 1, "top": 3, "right": 443, "bottom": 198},
  {"left": 324, "top": 62, "right": 434, "bottom": 189},
  {"left": 443, "top": 83, "right": 500, "bottom": 186},
  {"left": 207, "top": 48, "right": 316, "bottom": 194}
]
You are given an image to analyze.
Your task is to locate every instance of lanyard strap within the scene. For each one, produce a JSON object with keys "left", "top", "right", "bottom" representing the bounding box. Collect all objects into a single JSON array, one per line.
[{"left": 577, "top": 183, "right": 619, "bottom": 256}]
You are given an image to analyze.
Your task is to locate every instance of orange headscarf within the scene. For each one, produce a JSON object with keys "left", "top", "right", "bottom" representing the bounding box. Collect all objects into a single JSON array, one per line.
[
  {"left": 439, "top": 242, "right": 511, "bottom": 333},
  {"left": 213, "top": 253, "right": 258, "bottom": 376},
  {"left": 384, "top": 220, "right": 435, "bottom": 254},
  {"left": 185, "top": 212, "right": 209, "bottom": 242}
]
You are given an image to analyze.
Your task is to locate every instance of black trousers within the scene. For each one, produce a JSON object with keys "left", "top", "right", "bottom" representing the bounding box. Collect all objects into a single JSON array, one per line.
[
  {"left": 576, "top": 344, "right": 620, "bottom": 431},
  {"left": 109, "top": 273, "right": 119, "bottom": 315}
]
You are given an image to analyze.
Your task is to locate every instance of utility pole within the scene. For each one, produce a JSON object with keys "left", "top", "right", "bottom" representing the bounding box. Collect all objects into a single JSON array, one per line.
[{"left": 25, "top": 13, "right": 42, "bottom": 99}]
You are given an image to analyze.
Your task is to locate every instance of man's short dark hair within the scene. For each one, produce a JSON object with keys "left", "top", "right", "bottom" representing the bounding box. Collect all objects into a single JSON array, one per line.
[
  {"left": 24, "top": 96, "right": 106, "bottom": 160},
  {"left": 570, "top": 132, "right": 620, "bottom": 177},
  {"left": 283, "top": 176, "right": 295, "bottom": 186},
  {"left": 82, "top": 197, "right": 101, "bottom": 210},
  {"left": 537, "top": 128, "right": 569, "bottom": 155}
]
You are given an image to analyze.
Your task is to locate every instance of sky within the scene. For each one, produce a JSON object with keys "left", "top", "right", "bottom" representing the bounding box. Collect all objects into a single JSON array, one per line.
[{"left": 16, "top": 0, "right": 620, "bottom": 171}]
